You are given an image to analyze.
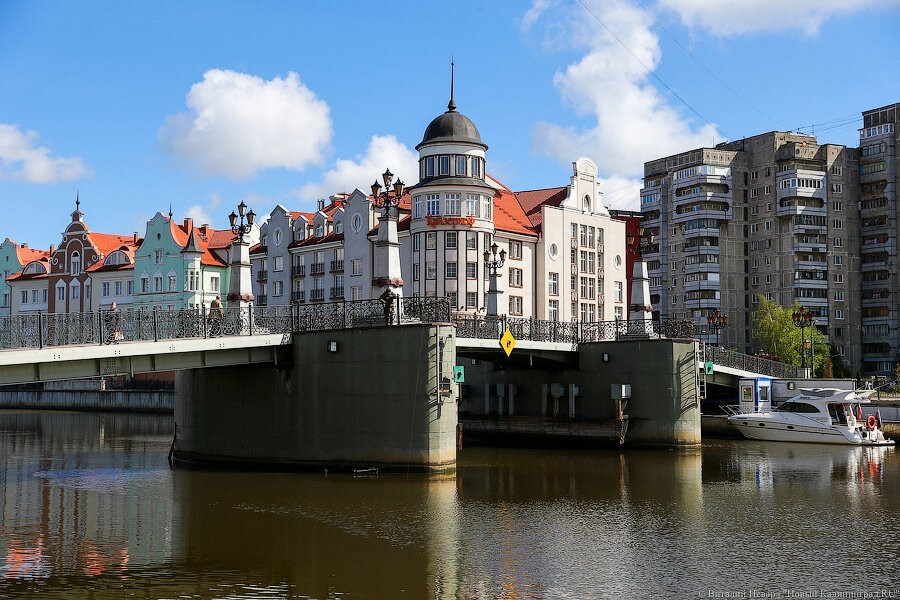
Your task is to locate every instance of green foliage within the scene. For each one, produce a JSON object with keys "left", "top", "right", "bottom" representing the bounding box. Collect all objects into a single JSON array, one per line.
[{"left": 751, "top": 295, "right": 830, "bottom": 374}]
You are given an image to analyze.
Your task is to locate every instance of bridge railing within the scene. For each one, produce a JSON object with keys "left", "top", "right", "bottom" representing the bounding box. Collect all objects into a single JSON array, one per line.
[
  {"left": 701, "top": 343, "right": 800, "bottom": 379},
  {"left": 450, "top": 315, "right": 700, "bottom": 344}
]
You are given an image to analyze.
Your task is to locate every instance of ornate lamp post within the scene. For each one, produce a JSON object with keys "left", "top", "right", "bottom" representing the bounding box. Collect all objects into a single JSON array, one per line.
[
  {"left": 226, "top": 201, "right": 256, "bottom": 308},
  {"left": 626, "top": 228, "right": 655, "bottom": 335},
  {"left": 483, "top": 242, "right": 507, "bottom": 317},
  {"left": 706, "top": 309, "right": 728, "bottom": 347},
  {"left": 370, "top": 168, "right": 405, "bottom": 306},
  {"left": 371, "top": 168, "right": 405, "bottom": 218},
  {"left": 228, "top": 201, "right": 256, "bottom": 241},
  {"left": 792, "top": 305, "right": 813, "bottom": 377}
]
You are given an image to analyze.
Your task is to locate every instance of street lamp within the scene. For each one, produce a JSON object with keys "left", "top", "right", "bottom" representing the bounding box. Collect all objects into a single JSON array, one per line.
[
  {"left": 626, "top": 228, "right": 655, "bottom": 333},
  {"left": 792, "top": 305, "right": 814, "bottom": 375},
  {"left": 229, "top": 201, "right": 256, "bottom": 242},
  {"left": 706, "top": 309, "right": 728, "bottom": 347},
  {"left": 371, "top": 168, "right": 405, "bottom": 217},
  {"left": 483, "top": 241, "right": 507, "bottom": 317}
]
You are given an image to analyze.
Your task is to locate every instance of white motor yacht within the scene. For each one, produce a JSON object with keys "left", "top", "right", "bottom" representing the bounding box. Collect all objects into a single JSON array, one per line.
[{"left": 727, "top": 388, "right": 895, "bottom": 446}]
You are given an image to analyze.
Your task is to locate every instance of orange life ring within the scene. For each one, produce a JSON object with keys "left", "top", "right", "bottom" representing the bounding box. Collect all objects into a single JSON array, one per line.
[{"left": 866, "top": 415, "right": 877, "bottom": 430}]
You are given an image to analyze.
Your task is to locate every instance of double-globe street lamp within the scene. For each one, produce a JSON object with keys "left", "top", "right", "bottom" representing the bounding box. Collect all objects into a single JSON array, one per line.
[
  {"left": 706, "top": 309, "right": 728, "bottom": 347},
  {"left": 792, "top": 305, "right": 814, "bottom": 376},
  {"left": 229, "top": 201, "right": 256, "bottom": 241},
  {"left": 371, "top": 168, "right": 405, "bottom": 216},
  {"left": 483, "top": 242, "right": 507, "bottom": 317}
]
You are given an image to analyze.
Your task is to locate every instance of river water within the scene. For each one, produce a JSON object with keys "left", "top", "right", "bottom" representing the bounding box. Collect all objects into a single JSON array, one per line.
[{"left": 1, "top": 410, "right": 899, "bottom": 599}]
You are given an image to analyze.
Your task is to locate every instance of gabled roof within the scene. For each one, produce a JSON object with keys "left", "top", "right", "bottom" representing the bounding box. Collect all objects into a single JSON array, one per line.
[
  {"left": 494, "top": 188, "right": 539, "bottom": 237},
  {"left": 290, "top": 231, "right": 344, "bottom": 249},
  {"left": 14, "top": 244, "right": 50, "bottom": 266},
  {"left": 514, "top": 186, "right": 568, "bottom": 233},
  {"left": 84, "top": 233, "right": 141, "bottom": 273},
  {"left": 6, "top": 258, "right": 50, "bottom": 281}
]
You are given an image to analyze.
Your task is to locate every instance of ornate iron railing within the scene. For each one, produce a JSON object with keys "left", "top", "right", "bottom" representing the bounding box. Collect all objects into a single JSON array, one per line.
[{"left": 701, "top": 343, "right": 800, "bottom": 379}]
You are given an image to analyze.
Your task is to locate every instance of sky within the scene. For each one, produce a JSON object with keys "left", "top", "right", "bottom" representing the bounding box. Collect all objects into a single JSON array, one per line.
[{"left": 2, "top": 0, "right": 900, "bottom": 251}]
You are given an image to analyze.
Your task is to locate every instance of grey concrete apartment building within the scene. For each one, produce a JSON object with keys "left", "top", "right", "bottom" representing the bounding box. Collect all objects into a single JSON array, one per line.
[
  {"left": 639, "top": 131, "right": 862, "bottom": 373},
  {"left": 859, "top": 103, "right": 899, "bottom": 375}
]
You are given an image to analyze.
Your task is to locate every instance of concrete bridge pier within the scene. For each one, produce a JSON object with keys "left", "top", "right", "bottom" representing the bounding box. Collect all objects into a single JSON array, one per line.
[{"left": 172, "top": 323, "right": 458, "bottom": 471}]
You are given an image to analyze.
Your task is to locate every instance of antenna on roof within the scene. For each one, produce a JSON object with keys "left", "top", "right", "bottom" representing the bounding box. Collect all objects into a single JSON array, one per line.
[
  {"left": 448, "top": 57, "right": 456, "bottom": 112},
  {"left": 168, "top": 203, "right": 173, "bottom": 219}
]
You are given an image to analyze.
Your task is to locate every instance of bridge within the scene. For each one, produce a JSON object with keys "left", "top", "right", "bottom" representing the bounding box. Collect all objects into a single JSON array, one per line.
[{"left": 0, "top": 298, "right": 796, "bottom": 385}]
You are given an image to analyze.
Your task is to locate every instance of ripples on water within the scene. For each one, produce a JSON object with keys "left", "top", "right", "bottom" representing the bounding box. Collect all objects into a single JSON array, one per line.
[{"left": 1, "top": 411, "right": 899, "bottom": 599}]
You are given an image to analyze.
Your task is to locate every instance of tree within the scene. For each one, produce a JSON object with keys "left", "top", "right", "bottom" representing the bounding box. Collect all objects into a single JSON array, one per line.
[{"left": 751, "top": 295, "right": 829, "bottom": 374}]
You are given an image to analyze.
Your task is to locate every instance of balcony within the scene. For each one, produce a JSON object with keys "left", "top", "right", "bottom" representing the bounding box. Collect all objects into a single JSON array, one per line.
[
  {"left": 309, "top": 289, "right": 325, "bottom": 302},
  {"left": 256, "top": 270, "right": 268, "bottom": 282},
  {"left": 330, "top": 259, "right": 344, "bottom": 273},
  {"left": 776, "top": 198, "right": 826, "bottom": 218},
  {"left": 330, "top": 287, "right": 345, "bottom": 299},
  {"left": 310, "top": 262, "right": 326, "bottom": 275},
  {"left": 292, "top": 290, "right": 305, "bottom": 302},
  {"left": 293, "top": 265, "right": 306, "bottom": 277},
  {"left": 256, "top": 294, "right": 267, "bottom": 306}
]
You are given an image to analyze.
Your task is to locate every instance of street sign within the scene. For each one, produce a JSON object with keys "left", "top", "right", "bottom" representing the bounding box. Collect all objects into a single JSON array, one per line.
[
  {"left": 704, "top": 361, "right": 714, "bottom": 375},
  {"left": 453, "top": 365, "right": 465, "bottom": 383},
  {"left": 500, "top": 328, "right": 516, "bottom": 357}
]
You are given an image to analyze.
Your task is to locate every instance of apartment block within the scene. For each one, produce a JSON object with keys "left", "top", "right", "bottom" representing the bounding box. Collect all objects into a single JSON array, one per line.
[{"left": 640, "top": 132, "right": 861, "bottom": 372}]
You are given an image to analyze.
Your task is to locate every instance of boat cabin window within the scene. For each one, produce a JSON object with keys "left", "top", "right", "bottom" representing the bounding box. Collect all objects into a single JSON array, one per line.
[
  {"left": 778, "top": 401, "right": 820, "bottom": 414},
  {"left": 827, "top": 403, "right": 847, "bottom": 424}
]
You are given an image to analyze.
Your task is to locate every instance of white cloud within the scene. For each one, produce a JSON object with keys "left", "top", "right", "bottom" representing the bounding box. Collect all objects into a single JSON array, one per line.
[
  {"left": 659, "top": 0, "right": 900, "bottom": 36},
  {"left": 599, "top": 175, "right": 644, "bottom": 212},
  {"left": 522, "top": 0, "right": 556, "bottom": 29},
  {"left": 292, "top": 134, "right": 418, "bottom": 204},
  {"left": 0, "top": 123, "right": 90, "bottom": 183},
  {"left": 159, "top": 69, "right": 333, "bottom": 180},
  {"left": 184, "top": 191, "right": 224, "bottom": 227},
  {"left": 529, "top": 0, "right": 721, "bottom": 182}
]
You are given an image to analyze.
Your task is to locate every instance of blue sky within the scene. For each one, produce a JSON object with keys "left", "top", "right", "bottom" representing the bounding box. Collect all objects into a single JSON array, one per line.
[{"left": 2, "top": 0, "right": 899, "bottom": 250}]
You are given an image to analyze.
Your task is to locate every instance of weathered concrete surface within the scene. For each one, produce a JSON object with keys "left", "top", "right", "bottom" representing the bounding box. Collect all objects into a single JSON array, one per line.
[
  {"left": 460, "top": 338, "right": 700, "bottom": 447},
  {"left": 173, "top": 324, "right": 458, "bottom": 471}
]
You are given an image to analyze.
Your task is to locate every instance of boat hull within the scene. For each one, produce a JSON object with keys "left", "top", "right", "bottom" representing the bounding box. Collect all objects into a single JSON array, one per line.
[{"left": 728, "top": 416, "right": 895, "bottom": 446}]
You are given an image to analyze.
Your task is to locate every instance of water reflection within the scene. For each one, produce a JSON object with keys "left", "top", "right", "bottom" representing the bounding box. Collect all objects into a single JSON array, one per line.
[{"left": 1, "top": 410, "right": 899, "bottom": 598}]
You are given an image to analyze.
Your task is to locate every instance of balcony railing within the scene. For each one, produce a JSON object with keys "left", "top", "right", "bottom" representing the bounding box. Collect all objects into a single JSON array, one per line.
[
  {"left": 310, "top": 263, "right": 326, "bottom": 275},
  {"left": 256, "top": 294, "right": 267, "bottom": 306},
  {"left": 293, "top": 265, "right": 306, "bottom": 277},
  {"left": 293, "top": 290, "right": 305, "bottom": 303},
  {"left": 310, "top": 289, "right": 325, "bottom": 301},
  {"left": 330, "top": 260, "right": 344, "bottom": 273},
  {"left": 256, "top": 271, "right": 268, "bottom": 282},
  {"left": 330, "top": 287, "right": 345, "bottom": 299}
]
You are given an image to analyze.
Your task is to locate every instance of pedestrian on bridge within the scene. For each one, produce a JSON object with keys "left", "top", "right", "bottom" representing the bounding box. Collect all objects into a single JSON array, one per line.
[
  {"left": 105, "top": 302, "right": 121, "bottom": 344},
  {"left": 209, "top": 295, "right": 224, "bottom": 337}
]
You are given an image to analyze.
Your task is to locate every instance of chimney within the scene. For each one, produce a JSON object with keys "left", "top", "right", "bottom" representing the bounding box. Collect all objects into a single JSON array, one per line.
[
  {"left": 133, "top": 232, "right": 139, "bottom": 244},
  {"left": 199, "top": 224, "right": 208, "bottom": 238},
  {"left": 49, "top": 245, "right": 55, "bottom": 255},
  {"left": 183, "top": 217, "right": 193, "bottom": 232},
  {"left": 20, "top": 243, "right": 27, "bottom": 248},
  {"left": 317, "top": 198, "right": 325, "bottom": 211}
]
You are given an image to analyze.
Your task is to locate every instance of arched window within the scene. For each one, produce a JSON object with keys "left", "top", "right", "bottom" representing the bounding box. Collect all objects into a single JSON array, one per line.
[
  {"left": 71, "top": 251, "right": 81, "bottom": 275},
  {"left": 583, "top": 195, "right": 591, "bottom": 213},
  {"left": 104, "top": 251, "right": 131, "bottom": 266},
  {"left": 23, "top": 261, "right": 47, "bottom": 275}
]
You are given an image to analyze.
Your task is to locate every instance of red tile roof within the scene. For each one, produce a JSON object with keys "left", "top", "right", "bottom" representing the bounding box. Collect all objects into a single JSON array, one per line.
[
  {"left": 514, "top": 186, "right": 568, "bottom": 232},
  {"left": 494, "top": 188, "right": 538, "bottom": 237},
  {"left": 14, "top": 244, "right": 50, "bottom": 265},
  {"left": 85, "top": 233, "right": 141, "bottom": 273},
  {"left": 6, "top": 258, "right": 50, "bottom": 281}
]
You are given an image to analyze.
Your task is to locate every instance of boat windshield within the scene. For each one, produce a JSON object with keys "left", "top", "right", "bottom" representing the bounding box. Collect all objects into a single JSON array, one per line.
[
  {"left": 827, "top": 403, "right": 848, "bottom": 425},
  {"left": 777, "top": 401, "right": 821, "bottom": 414}
]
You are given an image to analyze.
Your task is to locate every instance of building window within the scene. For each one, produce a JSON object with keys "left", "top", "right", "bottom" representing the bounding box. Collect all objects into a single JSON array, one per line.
[
  {"left": 465, "top": 292, "right": 477, "bottom": 309},
  {"left": 351, "top": 259, "right": 362, "bottom": 276},
  {"left": 832, "top": 220, "right": 843, "bottom": 229},
  {"left": 614, "top": 306, "right": 623, "bottom": 319},
  {"left": 426, "top": 262, "right": 436, "bottom": 280},
  {"left": 127, "top": 281, "right": 134, "bottom": 295},
  {"left": 154, "top": 276, "right": 163, "bottom": 292},
  {"left": 426, "top": 232, "right": 436, "bottom": 250},
  {"left": 413, "top": 195, "right": 422, "bottom": 219},
  {"left": 614, "top": 281, "right": 623, "bottom": 302},
  {"left": 426, "top": 194, "right": 440, "bottom": 216},
  {"left": 445, "top": 193, "right": 461, "bottom": 216},
  {"left": 446, "top": 262, "right": 457, "bottom": 278},
  {"left": 482, "top": 195, "right": 492, "bottom": 219},
  {"left": 835, "top": 309, "right": 844, "bottom": 320},
  {"left": 580, "top": 250, "right": 595, "bottom": 274},
  {"left": 464, "top": 194, "right": 480, "bottom": 217},
  {"left": 509, "top": 268, "right": 523, "bottom": 287},
  {"left": 439, "top": 155, "right": 450, "bottom": 175},
  {"left": 456, "top": 155, "right": 467, "bottom": 176},
  {"left": 466, "top": 232, "right": 477, "bottom": 250},
  {"left": 70, "top": 283, "right": 80, "bottom": 300},
  {"left": 834, "top": 291, "right": 844, "bottom": 301},
  {"left": 413, "top": 234, "right": 420, "bottom": 253},
  {"left": 832, "top": 165, "right": 843, "bottom": 176},
  {"left": 549, "top": 299, "right": 559, "bottom": 321},
  {"left": 273, "top": 256, "right": 284, "bottom": 272},
  {"left": 833, "top": 256, "right": 844, "bottom": 266},
  {"left": 833, "top": 273, "right": 843, "bottom": 283},
  {"left": 413, "top": 264, "right": 420, "bottom": 281},
  {"left": 509, "top": 296, "right": 523, "bottom": 315},
  {"left": 548, "top": 272, "right": 559, "bottom": 295},
  {"left": 56, "top": 285, "right": 65, "bottom": 301},
  {"left": 466, "top": 262, "right": 477, "bottom": 279},
  {"left": 273, "top": 281, "right": 283, "bottom": 297},
  {"left": 211, "top": 276, "right": 220, "bottom": 292},
  {"left": 509, "top": 240, "right": 522, "bottom": 260},
  {"left": 168, "top": 275, "right": 177, "bottom": 291},
  {"left": 70, "top": 251, "right": 81, "bottom": 275},
  {"left": 446, "top": 231, "right": 458, "bottom": 249},
  {"left": 350, "top": 286, "right": 362, "bottom": 301},
  {"left": 155, "top": 249, "right": 163, "bottom": 264},
  {"left": 102, "top": 282, "right": 110, "bottom": 297}
]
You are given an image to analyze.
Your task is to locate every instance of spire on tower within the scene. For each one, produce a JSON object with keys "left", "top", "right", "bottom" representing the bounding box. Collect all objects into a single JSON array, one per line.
[{"left": 447, "top": 58, "right": 456, "bottom": 112}]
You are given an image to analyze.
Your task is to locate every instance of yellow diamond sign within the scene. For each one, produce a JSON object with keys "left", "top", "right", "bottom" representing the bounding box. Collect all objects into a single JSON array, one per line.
[{"left": 500, "top": 328, "right": 516, "bottom": 357}]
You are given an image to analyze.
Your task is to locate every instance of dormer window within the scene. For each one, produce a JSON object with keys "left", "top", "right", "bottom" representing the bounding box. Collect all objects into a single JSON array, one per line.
[
  {"left": 335, "top": 220, "right": 343, "bottom": 234},
  {"left": 316, "top": 225, "right": 324, "bottom": 237}
]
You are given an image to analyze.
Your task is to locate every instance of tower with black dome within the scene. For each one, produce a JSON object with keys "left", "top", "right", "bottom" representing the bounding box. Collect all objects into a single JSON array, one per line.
[{"left": 408, "top": 72, "right": 498, "bottom": 311}]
